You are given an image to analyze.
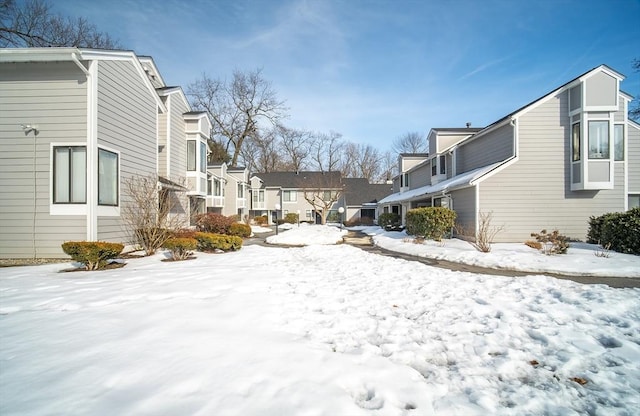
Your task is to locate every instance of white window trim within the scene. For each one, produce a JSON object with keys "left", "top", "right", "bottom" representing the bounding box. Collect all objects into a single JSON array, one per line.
[
  {"left": 96, "top": 145, "right": 120, "bottom": 217},
  {"left": 50, "top": 142, "right": 87, "bottom": 216}
]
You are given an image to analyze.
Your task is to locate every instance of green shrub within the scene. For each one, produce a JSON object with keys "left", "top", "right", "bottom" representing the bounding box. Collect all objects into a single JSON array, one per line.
[
  {"left": 406, "top": 207, "right": 457, "bottom": 241},
  {"left": 530, "top": 229, "right": 569, "bottom": 255},
  {"left": 378, "top": 213, "right": 400, "bottom": 228},
  {"left": 195, "top": 213, "right": 235, "bottom": 234},
  {"left": 229, "top": 223, "right": 251, "bottom": 238},
  {"left": 345, "top": 217, "right": 374, "bottom": 227},
  {"left": 61, "top": 241, "right": 124, "bottom": 270},
  {"left": 162, "top": 237, "right": 197, "bottom": 261},
  {"left": 588, "top": 207, "right": 640, "bottom": 255},
  {"left": 195, "top": 232, "right": 243, "bottom": 252},
  {"left": 284, "top": 213, "right": 299, "bottom": 224}
]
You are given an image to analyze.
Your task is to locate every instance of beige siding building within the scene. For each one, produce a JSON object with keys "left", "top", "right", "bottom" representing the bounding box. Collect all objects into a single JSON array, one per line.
[{"left": 380, "top": 65, "right": 639, "bottom": 242}]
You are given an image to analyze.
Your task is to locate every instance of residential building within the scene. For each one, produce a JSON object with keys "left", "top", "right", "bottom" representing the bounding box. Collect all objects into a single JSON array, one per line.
[
  {"left": 206, "top": 163, "right": 249, "bottom": 218},
  {"left": 380, "top": 64, "right": 639, "bottom": 242},
  {"left": 342, "top": 178, "right": 393, "bottom": 224},
  {"left": 0, "top": 48, "right": 210, "bottom": 258}
]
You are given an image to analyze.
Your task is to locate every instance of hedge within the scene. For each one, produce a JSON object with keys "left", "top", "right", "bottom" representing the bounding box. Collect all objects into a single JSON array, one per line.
[
  {"left": 405, "top": 207, "right": 456, "bottom": 241},
  {"left": 195, "top": 232, "right": 243, "bottom": 252},
  {"left": 587, "top": 207, "right": 640, "bottom": 255},
  {"left": 284, "top": 213, "right": 299, "bottom": 224},
  {"left": 378, "top": 213, "right": 400, "bottom": 228},
  {"left": 228, "top": 223, "right": 251, "bottom": 238},
  {"left": 194, "top": 213, "right": 236, "bottom": 234},
  {"left": 162, "top": 237, "right": 197, "bottom": 261},
  {"left": 61, "top": 241, "right": 124, "bottom": 270}
]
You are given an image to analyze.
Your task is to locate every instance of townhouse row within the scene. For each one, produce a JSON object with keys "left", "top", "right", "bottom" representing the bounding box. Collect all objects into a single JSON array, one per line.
[{"left": 0, "top": 48, "right": 389, "bottom": 259}]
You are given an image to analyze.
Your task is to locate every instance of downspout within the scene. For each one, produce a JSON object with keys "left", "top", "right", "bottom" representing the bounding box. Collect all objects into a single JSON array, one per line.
[{"left": 74, "top": 54, "right": 98, "bottom": 241}]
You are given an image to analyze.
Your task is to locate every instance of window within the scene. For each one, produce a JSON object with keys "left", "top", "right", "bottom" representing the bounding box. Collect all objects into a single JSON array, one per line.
[
  {"left": 187, "top": 141, "right": 196, "bottom": 171},
  {"left": 588, "top": 121, "right": 609, "bottom": 159},
  {"left": 283, "top": 190, "right": 297, "bottom": 202},
  {"left": 306, "top": 210, "right": 312, "bottom": 218},
  {"left": 403, "top": 173, "right": 409, "bottom": 187},
  {"left": 572, "top": 122, "right": 581, "bottom": 161},
  {"left": 98, "top": 148, "right": 118, "bottom": 206},
  {"left": 431, "top": 159, "right": 437, "bottom": 176},
  {"left": 323, "top": 190, "right": 337, "bottom": 200},
  {"left": 614, "top": 124, "right": 624, "bottom": 161},
  {"left": 252, "top": 189, "right": 264, "bottom": 204},
  {"left": 207, "top": 177, "right": 212, "bottom": 195},
  {"left": 439, "top": 155, "right": 446, "bottom": 175},
  {"left": 237, "top": 183, "right": 244, "bottom": 198},
  {"left": 629, "top": 194, "right": 640, "bottom": 209},
  {"left": 214, "top": 179, "right": 221, "bottom": 196},
  {"left": 53, "top": 146, "right": 86, "bottom": 203},
  {"left": 200, "top": 142, "right": 207, "bottom": 173}
]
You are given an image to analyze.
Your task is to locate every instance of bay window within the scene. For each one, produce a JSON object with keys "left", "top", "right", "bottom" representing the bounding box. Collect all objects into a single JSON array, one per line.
[
  {"left": 187, "top": 140, "right": 196, "bottom": 171},
  {"left": 571, "top": 122, "right": 581, "bottom": 161},
  {"left": 614, "top": 124, "right": 624, "bottom": 161}
]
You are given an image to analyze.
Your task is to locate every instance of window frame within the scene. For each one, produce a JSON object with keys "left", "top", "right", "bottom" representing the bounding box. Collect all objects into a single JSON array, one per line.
[
  {"left": 52, "top": 145, "right": 87, "bottom": 205},
  {"left": 187, "top": 140, "right": 196, "bottom": 171},
  {"left": 588, "top": 120, "right": 610, "bottom": 160},
  {"left": 614, "top": 124, "right": 624, "bottom": 161},
  {"left": 283, "top": 190, "right": 297, "bottom": 202},
  {"left": 97, "top": 147, "right": 119, "bottom": 207},
  {"left": 571, "top": 122, "right": 581, "bottom": 162},
  {"left": 439, "top": 155, "right": 446, "bottom": 175}
]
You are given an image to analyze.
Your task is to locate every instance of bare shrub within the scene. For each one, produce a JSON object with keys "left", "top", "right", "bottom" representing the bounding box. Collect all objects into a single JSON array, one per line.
[
  {"left": 122, "top": 175, "right": 188, "bottom": 256},
  {"left": 530, "top": 229, "right": 569, "bottom": 255},
  {"left": 456, "top": 212, "right": 504, "bottom": 252},
  {"left": 594, "top": 242, "right": 612, "bottom": 258}
]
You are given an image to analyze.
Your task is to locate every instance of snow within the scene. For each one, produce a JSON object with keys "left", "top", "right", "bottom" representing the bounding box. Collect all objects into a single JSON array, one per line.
[
  {"left": 1, "top": 226, "right": 639, "bottom": 415},
  {"left": 356, "top": 227, "right": 640, "bottom": 278},
  {"left": 266, "top": 222, "right": 348, "bottom": 246}
]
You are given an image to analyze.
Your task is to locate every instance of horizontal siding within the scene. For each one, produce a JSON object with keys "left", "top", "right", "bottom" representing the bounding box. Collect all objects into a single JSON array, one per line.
[
  {"left": 456, "top": 123, "right": 513, "bottom": 174},
  {"left": 628, "top": 123, "right": 640, "bottom": 193},
  {"left": 96, "top": 59, "right": 159, "bottom": 243},
  {"left": 0, "top": 61, "right": 87, "bottom": 258},
  {"left": 478, "top": 91, "right": 626, "bottom": 242},
  {"left": 409, "top": 163, "right": 431, "bottom": 188},
  {"left": 451, "top": 186, "right": 476, "bottom": 232},
  {"left": 158, "top": 112, "right": 168, "bottom": 177}
]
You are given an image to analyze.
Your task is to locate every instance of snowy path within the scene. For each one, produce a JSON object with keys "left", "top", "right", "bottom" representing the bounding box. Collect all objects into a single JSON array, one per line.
[{"left": 1, "top": 244, "right": 639, "bottom": 415}]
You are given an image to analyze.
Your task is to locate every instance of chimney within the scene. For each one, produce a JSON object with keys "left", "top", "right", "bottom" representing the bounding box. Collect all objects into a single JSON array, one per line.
[{"left": 466, "top": 122, "right": 471, "bottom": 128}]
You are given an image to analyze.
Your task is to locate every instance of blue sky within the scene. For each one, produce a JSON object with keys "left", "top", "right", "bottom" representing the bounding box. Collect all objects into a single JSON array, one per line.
[{"left": 56, "top": 0, "right": 639, "bottom": 151}]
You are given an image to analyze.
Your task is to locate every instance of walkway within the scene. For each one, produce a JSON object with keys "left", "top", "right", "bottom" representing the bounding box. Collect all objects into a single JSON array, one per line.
[{"left": 245, "top": 228, "right": 639, "bottom": 288}]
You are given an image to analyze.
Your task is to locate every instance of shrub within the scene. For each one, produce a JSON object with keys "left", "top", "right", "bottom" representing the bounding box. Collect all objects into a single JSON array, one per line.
[
  {"left": 378, "top": 213, "right": 400, "bottom": 229},
  {"left": 471, "top": 211, "right": 504, "bottom": 253},
  {"left": 284, "top": 213, "right": 299, "bottom": 224},
  {"left": 524, "top": 240, "right": 543, "bottom": 250},
  {"left": 406, "top": 207, "right": 457, "bottom": 241},
  {"left": 587, "top": 208, "right": 640, "bottom": 255},
  {"left": 162, "top": 237, "right": 197, "bottom": 261},
  {"left": 195, "top": 232, "right": 243, "bottom": 252},
  {"left": 345, "top": 217, "right": 374, "bottom": 227},
  {"left": 61, "top": 241, "right": 124, "bottom": 270},
  {"left": 530, "top": 229, "right": 569, "bottom": 255},
  {"left": 171, "top": 228, "right": 197, "bottom": 239},
  {"left": 229, "top": 223, "right": 251, "bottom": 238},
  {"left": 195, "top": 213, "right": 235, "bottom": 234},
  {"left": 134, "top": 227, "right": 171, "bottom": 256},
  {"left": 253, "top": 215, "right": 268, "bottom": 226}
]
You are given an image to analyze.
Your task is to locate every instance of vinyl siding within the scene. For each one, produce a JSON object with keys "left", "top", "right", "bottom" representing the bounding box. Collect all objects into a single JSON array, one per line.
[
  {"left": 628, "top": 122, "right": 640, "bottom": 193},
  {"left": 165, "top": 93, "right": 189, "bottom": 220},
  {"left": 157, "top": 105, "right": 168, "bottom": 177},
  {"left": 96, "top": 59, "right": 158, "bottom": 243},
  {"left": 477, "top": 90, "right": 625, "bottom": 242},
  {"left": 456, "top": 123, "right": 513, "bottom": 174},
  {"left": 0, "top": 61, "right": 87, "bottom": 258},
  {"left": 409, "top": 162, "right": 431, "bottom": 188},
  {"left": 451, "top": 186, "right": 476, "bottom": 231}
]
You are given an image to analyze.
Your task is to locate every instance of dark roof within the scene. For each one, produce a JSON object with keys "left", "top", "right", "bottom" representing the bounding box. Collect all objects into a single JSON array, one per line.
[
  {"left": 431, "top": 127, "right": 484, "bottom": 133},
  {"left": 251, "top": 171, "right": 342, "bottom": 188},
  {"left": 399, "top": 153, "right": 429, "bottom": 157},
  {"left": 343, "top": 178, "right": 393, "bottom": 206}
]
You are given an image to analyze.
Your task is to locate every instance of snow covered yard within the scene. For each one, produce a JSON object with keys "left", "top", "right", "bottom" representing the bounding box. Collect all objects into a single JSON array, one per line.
[{"left": 1, "top": 230, "right": 639, "bottom": 415}]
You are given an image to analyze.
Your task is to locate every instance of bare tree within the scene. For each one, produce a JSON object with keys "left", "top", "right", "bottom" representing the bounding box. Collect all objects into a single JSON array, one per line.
[
  {"left": 298, "top": 172, "right": 343, "bottom": 225},
  {"left": 342, "top": 142, "right": 383, "bottom": 182},
  {"left": 278, "top": 125, "right": 311, "bottom": 172},
  {"left": 379, "top": 150, "right": 397, "bottom": 183},
  {"left": 630, "top": 58, "right": 640, "bottom": 122},
  {"left": 392, "top": 132, "right": 428, "bottom": 154},
  {"left": 311, "top": 130, "right": 344, "bottom": 173},
  {"left": 0, "top": 0, "right": 120, "bottom": 48},
  {"left": 240, "top": 128, "right": 282, "bottom": 173},
  {"left": 121, "top": 175, "right": 188, "bottom": 256},
  {"left": 187, "top": 69, "right": 287, "bottom": 167}
]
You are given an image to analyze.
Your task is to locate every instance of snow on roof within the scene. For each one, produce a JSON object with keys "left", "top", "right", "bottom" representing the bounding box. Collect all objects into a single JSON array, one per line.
[{"left": 379, "top": 162, "right": 503, "bottom": 204}]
